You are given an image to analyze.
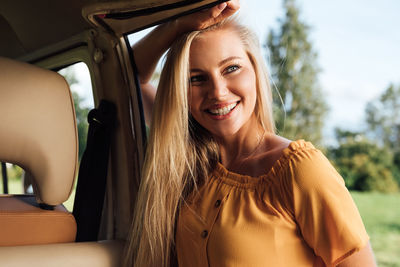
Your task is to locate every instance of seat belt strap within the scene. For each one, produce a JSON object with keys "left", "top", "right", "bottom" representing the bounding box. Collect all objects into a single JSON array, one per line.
[
  {"left": 73, "top": 99, "right": 116, "bottom": 242},
  {"left": 1, "top": 162, "right": 8, "bottom": 194}
]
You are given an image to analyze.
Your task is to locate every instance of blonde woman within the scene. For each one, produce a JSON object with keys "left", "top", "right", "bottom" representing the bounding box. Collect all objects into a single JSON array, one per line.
[{"left": 126, "top": 1, "right": 376, "bottom": 266}]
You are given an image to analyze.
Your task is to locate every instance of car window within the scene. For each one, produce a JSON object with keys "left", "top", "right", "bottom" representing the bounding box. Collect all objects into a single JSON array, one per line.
[{"left": 0, "top": 163, "right": 24, "bottom": 194}]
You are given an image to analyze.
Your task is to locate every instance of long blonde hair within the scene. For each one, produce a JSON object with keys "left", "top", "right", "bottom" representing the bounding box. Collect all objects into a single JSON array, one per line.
[{"left": 125, "top": 19, "right": 275, "bottom": 267}]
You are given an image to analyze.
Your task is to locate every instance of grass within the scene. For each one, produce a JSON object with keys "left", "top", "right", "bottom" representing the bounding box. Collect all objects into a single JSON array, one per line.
[{"left": 351, "top": 191, "right": 400, "bottom": 267}]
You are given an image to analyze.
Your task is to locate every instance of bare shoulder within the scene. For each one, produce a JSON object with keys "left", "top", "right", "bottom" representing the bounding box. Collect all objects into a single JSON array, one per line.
[
  {"left": 254, "top": 134, "right": 292, "bottom": 176},
  {"left": 266, "top": 134, "right": 292, "bottom": 153}
]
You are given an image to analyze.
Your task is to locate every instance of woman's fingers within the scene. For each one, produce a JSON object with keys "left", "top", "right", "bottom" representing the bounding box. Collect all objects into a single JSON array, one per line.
[
  {"left": 209, "top": 0, "right": 240, "bottom": 23},
  {"left": 201, "top": 1, "right": 239, "bottom": 27},
  {"left": 217, "top": 0, "right": 240, "bottom": 21},
  {"left": 205, "top": 3, "right": 228, "bottom": 24},
  {"left": 176, "top": 0, "right": 240, "bottom": 32},
  {"left": 222, "top": 0, "right": 240, "bottom": 18},
  {"left": 227, "top": 0, "right": 240, "bottom": 11},
  {"left": 216, "top": 2, "right": 228, "bottom": 12}
]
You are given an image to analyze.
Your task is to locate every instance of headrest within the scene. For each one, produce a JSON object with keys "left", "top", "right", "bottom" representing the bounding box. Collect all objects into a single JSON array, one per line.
[{"left": 0, "top": 57, "right": 78, "bottom": 205}]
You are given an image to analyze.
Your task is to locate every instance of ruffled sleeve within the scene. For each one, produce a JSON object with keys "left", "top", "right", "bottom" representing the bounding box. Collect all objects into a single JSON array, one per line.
[{"left": 284, "top": 140, "right": 369, "bottom": 266}]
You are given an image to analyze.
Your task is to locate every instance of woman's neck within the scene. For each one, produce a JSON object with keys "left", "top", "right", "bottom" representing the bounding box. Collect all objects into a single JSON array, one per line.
[
  {"left": 216, "top": 124, "right": 292, "bottom": 177},
  {"left": 216, "top": 118, "right": 265, "bottom": 171}
]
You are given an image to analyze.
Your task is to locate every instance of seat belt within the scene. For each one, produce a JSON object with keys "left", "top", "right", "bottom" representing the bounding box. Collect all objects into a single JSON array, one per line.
[
  {"left": 73, "top": 99, "right": 116, "bottom": 242},
  {"left": 1, "top": 162, "right": 8, "bottom": 194}
]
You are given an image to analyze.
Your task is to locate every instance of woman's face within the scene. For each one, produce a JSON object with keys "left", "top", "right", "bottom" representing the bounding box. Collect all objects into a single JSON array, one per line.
[{"left": 189, "top": 28, "right": 258, "bottom": 138}]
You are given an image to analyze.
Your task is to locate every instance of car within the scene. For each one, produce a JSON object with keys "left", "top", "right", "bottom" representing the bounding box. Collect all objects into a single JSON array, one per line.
[{"left": 0, "top": 0, "right": 225, "bottom": 266}]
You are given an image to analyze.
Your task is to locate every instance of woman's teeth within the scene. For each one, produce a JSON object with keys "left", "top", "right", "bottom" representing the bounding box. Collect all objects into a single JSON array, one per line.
[{"left": 208, "top": 102, "right": 238, "bottom": 116}]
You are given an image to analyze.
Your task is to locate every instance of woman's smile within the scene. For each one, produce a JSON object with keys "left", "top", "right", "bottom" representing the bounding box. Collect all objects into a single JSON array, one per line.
[{"left": 205, "top": 101, "right": 240, "bottom": 119}]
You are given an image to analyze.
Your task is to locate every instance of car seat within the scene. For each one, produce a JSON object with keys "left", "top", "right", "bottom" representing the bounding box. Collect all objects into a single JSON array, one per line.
[{"left": 0, "top": 56, "right": 78, "bottom": 245}]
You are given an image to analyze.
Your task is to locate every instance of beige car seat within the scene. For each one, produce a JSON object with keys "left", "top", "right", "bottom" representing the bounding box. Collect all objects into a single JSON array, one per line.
[{"left": 0, "top": 57, "right": 78, "bottom": 245}]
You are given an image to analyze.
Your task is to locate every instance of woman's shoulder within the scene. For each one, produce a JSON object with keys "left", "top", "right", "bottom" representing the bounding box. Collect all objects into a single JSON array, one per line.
[
  {"left": 261, "top": 135, "right": 322, "bottom": 160},
  {"left": 267, "top": 134, "right": 292, "bottom": 153},
  {"left": 272, "top": 139, "right": 343, "bottom": 191},
  {"left": 282, "top": 139, "right": 319, "bottom": 158},
  {"left": 261, "top": 137, "right": 335, "bottom": 181},
  {"left": 267, "top": 137, "right": 321, "bottom": 164},
  {"left": 282, "top": 139, "right": 328, "bottom": 169},
  {"left": 259, "top": 136, "right": 319, "bottom": 176}
]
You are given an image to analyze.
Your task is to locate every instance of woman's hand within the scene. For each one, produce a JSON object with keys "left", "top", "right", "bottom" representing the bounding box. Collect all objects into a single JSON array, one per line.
[{"left": 175, "top": 0, "right": 240, "bottom": 33}]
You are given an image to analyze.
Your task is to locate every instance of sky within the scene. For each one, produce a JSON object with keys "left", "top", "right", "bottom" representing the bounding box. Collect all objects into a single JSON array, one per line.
[
  {"left": 71, "top": 0, "right": 400, "bottom": 146},
  {"left": 239, "top": 0, "right": 400, "bottom": 144}
]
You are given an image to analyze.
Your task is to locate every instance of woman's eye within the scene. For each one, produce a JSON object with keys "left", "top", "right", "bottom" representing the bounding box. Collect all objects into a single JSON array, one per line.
[
  {"left": 225, "top": 65, "right": 240, "bottom": 74},
  {"left": 190, "top": 75, "right": 206, "bottom": 84}
]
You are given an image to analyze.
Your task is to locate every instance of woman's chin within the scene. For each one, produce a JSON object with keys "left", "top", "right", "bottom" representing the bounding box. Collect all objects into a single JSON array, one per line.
[{"left": 207, "top": 126, "right": 242, "bottom": 139}]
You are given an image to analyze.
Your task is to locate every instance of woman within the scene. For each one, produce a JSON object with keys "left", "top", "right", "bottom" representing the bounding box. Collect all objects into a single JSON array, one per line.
[{"left": 126, "top": 1, "right": 376, "bottom": 266}]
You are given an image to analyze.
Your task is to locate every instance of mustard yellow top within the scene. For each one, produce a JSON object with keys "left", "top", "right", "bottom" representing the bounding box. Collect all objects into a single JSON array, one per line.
[{"left": 175, "top": 140, "right": 369, "bottom": 267}]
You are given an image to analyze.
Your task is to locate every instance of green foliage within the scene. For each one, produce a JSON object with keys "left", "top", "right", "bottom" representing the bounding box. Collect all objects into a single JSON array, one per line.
[
  {"left": 366, "top": 83, "right": 400, "bottom": 153},
  {"left": 267, "top": 0, "right": 328, "bottom": 145},
  {"left": 4, "top": 164, "right": 23, "bottom": 181},
  {"left": 330, "top": 84, "right": 400, "bottom": 193},
  {"left": 329, "top": 129, "right": 399, "bottom": 193}
]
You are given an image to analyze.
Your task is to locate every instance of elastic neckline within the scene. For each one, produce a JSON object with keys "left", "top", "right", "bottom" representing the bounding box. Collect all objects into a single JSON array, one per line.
[{"left": 212, "top": 139, "right": 314, "bottom": 187}]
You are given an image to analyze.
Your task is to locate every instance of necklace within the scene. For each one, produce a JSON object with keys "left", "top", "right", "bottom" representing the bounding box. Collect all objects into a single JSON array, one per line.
[{"left": 230, "top": 130, "right": 266, "bottom": 171}]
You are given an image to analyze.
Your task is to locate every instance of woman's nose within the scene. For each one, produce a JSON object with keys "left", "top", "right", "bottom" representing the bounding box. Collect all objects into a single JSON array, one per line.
[{"left": 207, "top": 76, "right": 228, "bottom": 99}]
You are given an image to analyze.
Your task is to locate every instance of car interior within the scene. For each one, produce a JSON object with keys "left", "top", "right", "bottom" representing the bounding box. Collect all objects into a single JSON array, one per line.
[{"left": 0, "top": 0, "right": 227, "bottom": 266}]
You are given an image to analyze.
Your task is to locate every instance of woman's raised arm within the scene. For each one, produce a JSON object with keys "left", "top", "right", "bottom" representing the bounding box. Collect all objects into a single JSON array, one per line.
[
  {"left": 132, "top": 0, "right": 240, "bottom": 124},
  {"left": 132, "top": 22, "right": 181, "bottom": 124}
]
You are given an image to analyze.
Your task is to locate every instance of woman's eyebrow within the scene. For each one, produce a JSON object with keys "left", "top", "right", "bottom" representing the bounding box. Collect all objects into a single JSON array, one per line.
[
  {"left": 218, "top": 56, "right": 242, "bottom": 67},
  {"left": 190, "top": 56, "right": 243, "bottom": 72},
  {"left": 190, "top": 68, "right": 203, "bottom": 73}
]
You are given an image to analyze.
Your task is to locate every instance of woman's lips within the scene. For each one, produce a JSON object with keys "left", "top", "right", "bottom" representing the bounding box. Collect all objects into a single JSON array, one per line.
[{"left": 205, "top": 101, "right": 239, "bottom": 119}]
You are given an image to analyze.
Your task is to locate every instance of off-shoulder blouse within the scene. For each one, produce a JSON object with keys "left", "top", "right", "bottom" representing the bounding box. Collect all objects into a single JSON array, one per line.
[{"left": 175, "top": 140, "right": 369, "bottom": 267}]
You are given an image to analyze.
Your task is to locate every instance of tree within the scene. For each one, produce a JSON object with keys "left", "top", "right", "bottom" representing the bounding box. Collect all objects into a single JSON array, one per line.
[
  {"left": 328, "top": 129, "right": 399, "bottom": 193},
  {"left": 366, "top": 83, "right": 400, "bottom": 153},
  {"left": 267, "top": 0, "right": 328, "bottom": 145},
  {"left": 365, "top": 83, "right": 400, "bottom": 187}
]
